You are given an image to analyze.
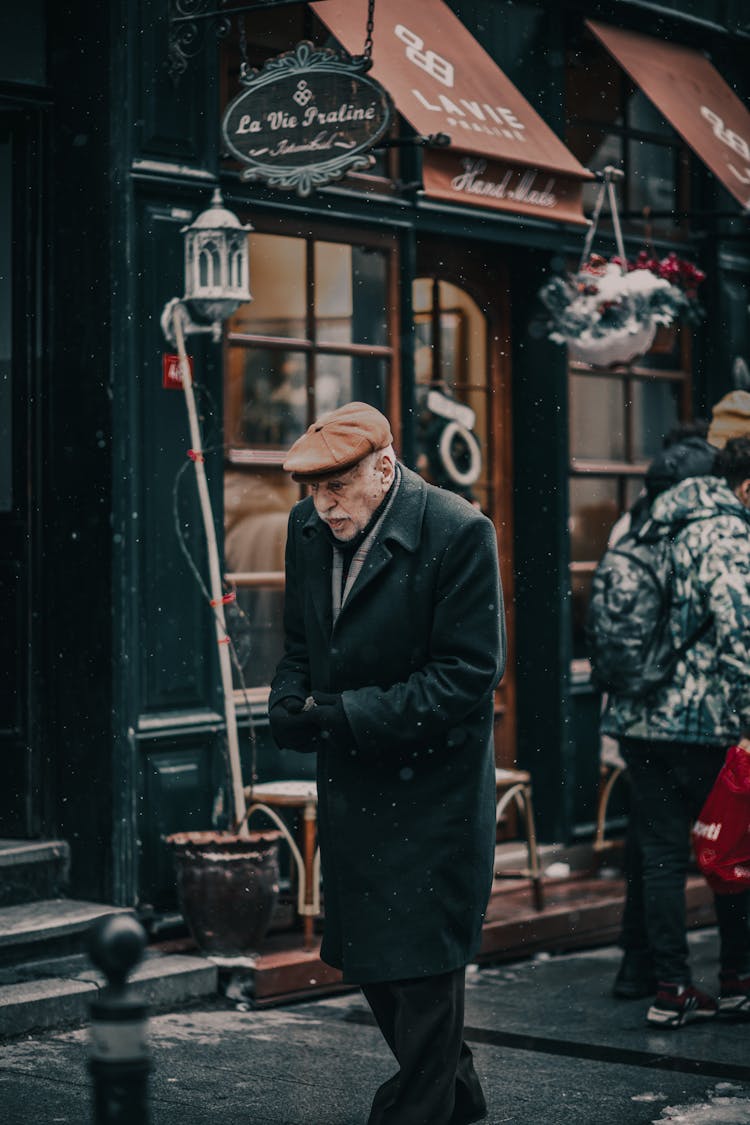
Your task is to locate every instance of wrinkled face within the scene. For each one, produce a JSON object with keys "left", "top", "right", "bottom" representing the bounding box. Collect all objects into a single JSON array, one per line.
[{"left": 310, "top": 452, "right": 395, "bottom": 541}]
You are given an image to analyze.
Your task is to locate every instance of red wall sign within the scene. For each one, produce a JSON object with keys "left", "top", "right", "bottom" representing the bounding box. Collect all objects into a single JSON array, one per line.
[{"left": 162, "top": 353, "right": 193, "bottom": 390}]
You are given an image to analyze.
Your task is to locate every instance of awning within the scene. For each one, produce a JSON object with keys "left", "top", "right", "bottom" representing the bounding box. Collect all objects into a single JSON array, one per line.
[
  {"left": 312, "top": 0, "right": 593, "bottom": 225},
  {"left": 587, "top": 20, "right": 750, "bottom": 212}
]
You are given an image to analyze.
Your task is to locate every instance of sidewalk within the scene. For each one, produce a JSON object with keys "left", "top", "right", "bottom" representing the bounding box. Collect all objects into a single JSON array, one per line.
[{"left": 1, "top": 929, "right": 748, "bottom": 1125}]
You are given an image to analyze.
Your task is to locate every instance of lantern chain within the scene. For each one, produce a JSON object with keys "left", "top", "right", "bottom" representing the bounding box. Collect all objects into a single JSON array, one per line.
[
  {"left": 238, "top": 13, "right": 250, "bottom": 79},
  {"left": 363, "top": 0, "right": 375, "bottom": 62}
]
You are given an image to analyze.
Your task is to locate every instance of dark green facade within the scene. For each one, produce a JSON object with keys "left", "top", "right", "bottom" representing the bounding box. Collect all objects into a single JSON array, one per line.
[{"left": 2, "top": 0, "right": 749, "bottom": 914}]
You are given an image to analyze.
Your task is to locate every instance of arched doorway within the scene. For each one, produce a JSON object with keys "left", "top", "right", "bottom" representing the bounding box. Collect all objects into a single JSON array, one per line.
[{"left": 414, "top": 242, "right": 516, "bottom": 770}]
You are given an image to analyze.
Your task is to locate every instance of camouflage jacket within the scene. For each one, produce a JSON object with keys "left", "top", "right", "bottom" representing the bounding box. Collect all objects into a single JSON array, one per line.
[{"left": 601, "top": 476, "right": 750, "bottom": 745}]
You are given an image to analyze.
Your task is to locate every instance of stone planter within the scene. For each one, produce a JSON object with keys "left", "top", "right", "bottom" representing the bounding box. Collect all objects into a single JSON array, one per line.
[{"left": 167, "top": 830, "right": 282, "bottom": 956}]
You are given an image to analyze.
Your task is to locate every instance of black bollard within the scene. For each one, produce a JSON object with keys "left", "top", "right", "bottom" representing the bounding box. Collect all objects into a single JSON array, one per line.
[{"left": 87, "top": 914, "right": 151, "bottom": 1124}]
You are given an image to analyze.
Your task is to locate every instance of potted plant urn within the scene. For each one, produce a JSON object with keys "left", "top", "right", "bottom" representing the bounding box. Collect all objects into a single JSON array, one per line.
[
  {"left": 167, "top": 829, "right": 282, "bottom": 956},
  {"left": 162, "top": 191, "right": 283, "bottom": 957}
]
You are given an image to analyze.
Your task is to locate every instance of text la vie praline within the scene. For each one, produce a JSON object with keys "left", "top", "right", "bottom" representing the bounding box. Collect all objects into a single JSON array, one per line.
[{"left": 233, "top": 102, "right": 378, "bottom": 137}]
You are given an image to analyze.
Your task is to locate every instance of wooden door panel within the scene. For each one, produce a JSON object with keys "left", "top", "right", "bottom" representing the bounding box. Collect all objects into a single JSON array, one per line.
[{"left": 415, "top": 240, "right": 516, "bottom": 769}]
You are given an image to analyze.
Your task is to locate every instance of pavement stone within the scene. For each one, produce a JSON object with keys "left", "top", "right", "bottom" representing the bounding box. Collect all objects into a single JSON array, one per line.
[{"left": 0, "top": 930, "right": 748, "bottom": 1125}]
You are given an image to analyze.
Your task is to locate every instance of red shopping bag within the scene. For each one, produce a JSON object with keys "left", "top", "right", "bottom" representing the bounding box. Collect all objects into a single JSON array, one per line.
[{"left": 691, "top": 742, "right": 750, "bottom": 894}]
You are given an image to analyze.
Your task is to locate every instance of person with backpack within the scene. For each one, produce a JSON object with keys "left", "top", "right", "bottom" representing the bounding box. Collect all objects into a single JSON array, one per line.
[
  {"left": 593, "top": 436, "right": 750, "bottom": 1028},
  {"left": 599, "top": 426, "right": 717, "bottom": 1001}
]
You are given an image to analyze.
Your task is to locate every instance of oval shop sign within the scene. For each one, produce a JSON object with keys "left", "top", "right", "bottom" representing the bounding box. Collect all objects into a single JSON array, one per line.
[{"left": 222, "top": 41, "right": 394, "bottom": 196}]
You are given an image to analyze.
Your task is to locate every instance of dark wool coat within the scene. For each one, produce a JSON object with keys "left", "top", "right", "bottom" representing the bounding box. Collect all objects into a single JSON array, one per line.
[{"left": 269, "top": 466, "right": 506, "bottom": 983}]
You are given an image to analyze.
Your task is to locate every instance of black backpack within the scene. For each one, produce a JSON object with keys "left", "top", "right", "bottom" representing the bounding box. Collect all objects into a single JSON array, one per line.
[{"left": 586, "top": 517, "right": 712, "bottom": 698}]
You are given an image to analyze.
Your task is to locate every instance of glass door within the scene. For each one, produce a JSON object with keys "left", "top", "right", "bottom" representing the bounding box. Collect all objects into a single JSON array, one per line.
[{"left": 415, "top": 240, "right": 516, "bottom": 770}]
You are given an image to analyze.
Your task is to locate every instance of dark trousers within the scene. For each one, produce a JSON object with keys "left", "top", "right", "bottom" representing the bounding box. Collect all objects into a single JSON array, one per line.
[
  {"left": 619, "top": 809, "right": 649, "bottom": 954},
  {"left": 622, "top": 737, "right": 750, "bottom": 985},
  {"left": 361, "top": 967, "right": 486, "bottom": 1125}
]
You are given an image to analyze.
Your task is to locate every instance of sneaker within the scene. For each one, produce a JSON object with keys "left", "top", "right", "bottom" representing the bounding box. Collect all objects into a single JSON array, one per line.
[
  {"left": 612, "top": 950, "right": 658, "bottom": 1000},
  {"left": 646, "top": 982, "right": 718, "bottom": 1028},
  {"left": 719, "top": 972, "right": 750, "bottom": 1017}
]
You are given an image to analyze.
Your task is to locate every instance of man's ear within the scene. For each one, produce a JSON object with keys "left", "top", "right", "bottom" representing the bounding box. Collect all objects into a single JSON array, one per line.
[
  {"left": 381, "top": 452, "right": 396, "bottom": 487},
  {"left": 735, "top": 477, "right": 750, "bottom": 508}
]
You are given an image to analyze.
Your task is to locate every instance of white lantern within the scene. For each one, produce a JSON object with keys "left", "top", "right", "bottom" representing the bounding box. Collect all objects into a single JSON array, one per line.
[{"left": 182, "top": 188, "right": 252, "bottom": 326}]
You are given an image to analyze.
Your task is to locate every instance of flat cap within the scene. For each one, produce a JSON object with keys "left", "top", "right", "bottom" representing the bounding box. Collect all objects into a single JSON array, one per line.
[
  {"left": 708, "top": 390, "right": 750, "bottom": 449},
  {"left": 283, "top": 402, "right": 394, "bottom": 480}
]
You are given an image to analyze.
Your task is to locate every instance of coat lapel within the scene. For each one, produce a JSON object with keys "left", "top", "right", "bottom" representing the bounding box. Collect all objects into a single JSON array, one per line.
[
  {"left": 301, "top": 506, "right": 333, "bottom": 638},
  {"left": 335, "top": 466, "right": 427, "bottom": 622}
]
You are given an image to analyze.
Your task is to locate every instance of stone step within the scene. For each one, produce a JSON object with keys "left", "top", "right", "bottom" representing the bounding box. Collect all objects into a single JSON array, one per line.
[
  {"left": 0, "top": 950, "right": 218, "bottom": 1038},
  {"left": 0, "top": 898, "right": 133, "bottom": 966},
  {"left": 0, "top": 839, "right": 71, "bottom": 907}
]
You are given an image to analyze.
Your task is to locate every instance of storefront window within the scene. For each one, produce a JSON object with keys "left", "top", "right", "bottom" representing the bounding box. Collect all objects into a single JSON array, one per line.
[
  {"left": 412, "top": 279, "right": 492, "bottom": 515},
  {"left": 566, "top": 32, "right": 690, "bottom": 235},
  {"left": 568, "top": 354, "right": 689, "bottom": 662},
  {"left": 224, "top": 225, "right": 396, "bottom": 695}
]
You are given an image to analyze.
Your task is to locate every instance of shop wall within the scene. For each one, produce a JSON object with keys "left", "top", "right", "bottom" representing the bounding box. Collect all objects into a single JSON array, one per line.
[
  {"left": 122, "top": 4, "right": 229, "bottom": 910},
  {"left": 42, "top": 0, "right": 117, "bottom": 901}
]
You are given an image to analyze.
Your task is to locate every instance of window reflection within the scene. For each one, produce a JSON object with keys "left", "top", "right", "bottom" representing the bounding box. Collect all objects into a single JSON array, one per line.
[
  {"left": 226, "top": 347, "right": 307, "bottom": 448},
  {"left": 569, "top": 478, "right": 620, "bottom": 659},
  {"left": 569, "top": 478, "right": 619, "bottom": 564},
  {"left": 315, "top": 241, "right": 388, "bottom": 346},
  {"left": 413, "top": 278, "right": 489, "bottom": 511},
  {"left": 224, "top": 226, "right": 394, "bottom": 691},
  {"left": 567, "top": 364, "right": 685, "bottom": 660},
  {"left": 569, "top": 375, "right": 626, "bottom": 461},
  {"left": 630, "top": 379, "right": 680, "bottom": 460},
  {"left": 230, "top": 233, "right": 306, "bottom": 338},
  {"left": 224, "top": 470, "right": 297, "bottom": 689}
]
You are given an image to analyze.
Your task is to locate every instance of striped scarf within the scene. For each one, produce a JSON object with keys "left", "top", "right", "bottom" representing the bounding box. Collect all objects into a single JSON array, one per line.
[{"left": 330, "top": 466, "right": 401, "bottom": 626}]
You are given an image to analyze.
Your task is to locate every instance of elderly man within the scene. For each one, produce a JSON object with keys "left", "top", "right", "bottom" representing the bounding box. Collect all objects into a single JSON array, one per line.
[{"left": 269, "top": 402, "right": 505, "bottom": 1125}]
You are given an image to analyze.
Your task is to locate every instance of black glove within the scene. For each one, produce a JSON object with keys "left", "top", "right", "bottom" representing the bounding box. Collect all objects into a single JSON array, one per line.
[
  {"left": 309, "top": 691, "right": 353, "bottom": 751},
  {"left": 268, "top": 696, "right": 319, "bottom": 752}
]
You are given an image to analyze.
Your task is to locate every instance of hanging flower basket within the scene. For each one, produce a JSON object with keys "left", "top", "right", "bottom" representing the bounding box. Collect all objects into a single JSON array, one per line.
[
  {"left": 567, "top": 317, "right": 657, "bottom": 368},
  {"left": 539, "top": 251, "right": 705, "bottom": 368}
]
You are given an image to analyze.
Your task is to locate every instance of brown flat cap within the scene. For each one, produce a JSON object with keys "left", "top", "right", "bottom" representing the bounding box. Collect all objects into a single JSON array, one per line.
[
  {"left": 284, "top": 402, "right": 394, "bottom": 480},
  {"left": 707, "top": 390, "right": 750, "bottom": 449}
]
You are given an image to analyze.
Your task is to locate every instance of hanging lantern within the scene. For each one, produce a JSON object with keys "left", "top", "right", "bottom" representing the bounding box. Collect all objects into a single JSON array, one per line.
[{"left": 182, "top": 188, "right": 252, "bottom": 326}]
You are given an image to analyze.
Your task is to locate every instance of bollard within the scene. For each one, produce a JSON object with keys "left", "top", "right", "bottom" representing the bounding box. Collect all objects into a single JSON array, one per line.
[{"left": 87, "top": 914, "right": 151, "bottom": 1124}]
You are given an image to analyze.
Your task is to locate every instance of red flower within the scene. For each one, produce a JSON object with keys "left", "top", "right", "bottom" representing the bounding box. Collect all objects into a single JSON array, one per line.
[{"left": 578, "top": 249, "right": 705, "bottom": 298}]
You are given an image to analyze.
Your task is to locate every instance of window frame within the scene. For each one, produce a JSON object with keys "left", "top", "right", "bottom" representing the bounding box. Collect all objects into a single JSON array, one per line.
[
  {"left": 567, "top": 338, "right": 692, "bottom": 678},
  {"left": 222, "top": 217, "right": 401, "bottom": 703},
  {"left": 412, "top": 277, "right": 497, "bottom": 522},
  {"left": 566, "top": 33, "right": 693, "bottom": 237}
]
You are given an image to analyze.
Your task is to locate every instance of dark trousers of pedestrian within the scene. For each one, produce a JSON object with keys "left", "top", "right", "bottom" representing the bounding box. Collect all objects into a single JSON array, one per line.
[
  {"left": 361, "top": 966, "right": 486, "bottom": 1125},
  {"left": 619, "top": 807, "right": 649, "bottom": 954},
  {"left": 621, "top": 737, "right": 750, "bottom": 986}
]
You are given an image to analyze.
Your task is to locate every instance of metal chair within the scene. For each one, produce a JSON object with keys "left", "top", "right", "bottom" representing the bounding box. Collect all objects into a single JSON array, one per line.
[
  {"left": 244, "top": 780, "right": 320, "bottom": 949},
  {"left": 593, "top": 763, "right": 625, "bottom": 855},
  {"left": 495, "top": 767, "right": 544, "bottom": 911}
]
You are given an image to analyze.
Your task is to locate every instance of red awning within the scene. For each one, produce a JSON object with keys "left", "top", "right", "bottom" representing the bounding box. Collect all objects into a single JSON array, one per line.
[
  {"left": 312, "top": 0, "right": 592, "bottom": 225},
  {"left": 587, "top": 20, "right": 750, "bottom": 212}
]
